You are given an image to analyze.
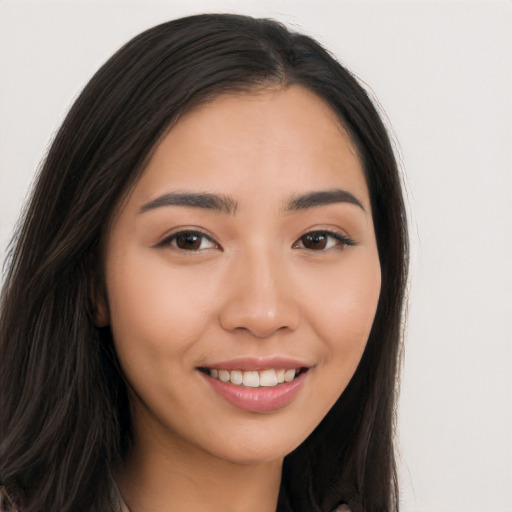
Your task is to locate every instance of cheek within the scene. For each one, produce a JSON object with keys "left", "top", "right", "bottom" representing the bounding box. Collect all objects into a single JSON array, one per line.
[
  {"left": 308, "top": 252, "right": 381, "bottom": 367},
  {"left": 104, "top": 250, "right": 217, "bottom": 372}
]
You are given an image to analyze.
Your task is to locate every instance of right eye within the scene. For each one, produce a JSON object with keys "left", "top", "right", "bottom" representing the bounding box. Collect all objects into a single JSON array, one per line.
[{"left": 158, "top": 230, "right": 219, "bottom": 252}]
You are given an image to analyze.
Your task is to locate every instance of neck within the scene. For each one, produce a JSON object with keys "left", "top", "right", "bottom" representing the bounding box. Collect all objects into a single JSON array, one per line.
[{"left": 116, "top": 429, "right": 283, "bottom": 512}]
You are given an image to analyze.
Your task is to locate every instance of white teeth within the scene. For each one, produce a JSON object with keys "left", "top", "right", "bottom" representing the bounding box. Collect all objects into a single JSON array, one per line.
[
  {"left": 242, "top": 371, "right": 259, "bottom": 387},
  {"left": 218, "top": 369, "right": 230, "bottom": 382},
  {"left": 230, "top": 370, "right": 243, "bottom": 385},
  {"left": 259, "top": 369, "right": 278, "bottom": 387},
  {"left": 284, "top": 369, "right": 296, "bottom": 383},
  {"left": 207, "top": 367, "right": 301, "bottom": 387}
]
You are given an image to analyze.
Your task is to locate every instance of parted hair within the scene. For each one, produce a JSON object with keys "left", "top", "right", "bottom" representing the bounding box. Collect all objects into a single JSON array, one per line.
[{"left": 0, "top": 13, "right": 408, "bottom": 512}]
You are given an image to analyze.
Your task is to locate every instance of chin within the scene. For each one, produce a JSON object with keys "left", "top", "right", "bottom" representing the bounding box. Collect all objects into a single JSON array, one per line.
[{"left": 202, "top": 429, "right": 308, "bottom": 466}]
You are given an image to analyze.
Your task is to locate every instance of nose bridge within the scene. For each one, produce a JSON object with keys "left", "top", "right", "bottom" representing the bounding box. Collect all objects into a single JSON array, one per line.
[{"left": 219, "top": 242, "right": 300, "bottom": 337}]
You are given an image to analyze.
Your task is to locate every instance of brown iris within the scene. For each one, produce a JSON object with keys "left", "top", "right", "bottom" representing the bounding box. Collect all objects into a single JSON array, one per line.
[
  {"left": 300, "top": 233, "right": 330, "bottom": 250},
  {"left": 175, "top": 233, "right": 203, "bottom": 251}
]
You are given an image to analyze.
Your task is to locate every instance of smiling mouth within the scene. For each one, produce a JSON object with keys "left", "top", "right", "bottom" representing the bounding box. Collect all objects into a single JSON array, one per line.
[{"left": 198, "top": 367, "right": 308, "bottom": 388}]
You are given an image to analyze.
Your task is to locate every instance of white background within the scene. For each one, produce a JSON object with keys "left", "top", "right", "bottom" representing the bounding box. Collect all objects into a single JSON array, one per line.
[{"left": 1, "top": 1, "right": 511, "bottom": 511}]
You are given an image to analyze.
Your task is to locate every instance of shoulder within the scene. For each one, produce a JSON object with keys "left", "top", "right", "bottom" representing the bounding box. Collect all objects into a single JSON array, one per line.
[
  {"left": 0, "top": 485, "right": 18, "bottom": 512},
  {"left": 333, "top": 504, "right": 352, "bottom": 512}
]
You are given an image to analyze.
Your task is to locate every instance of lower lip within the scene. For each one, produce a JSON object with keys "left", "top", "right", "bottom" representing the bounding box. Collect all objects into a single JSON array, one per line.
[{"left": 201, "top": 371, "right": 307, "bottom": 412}]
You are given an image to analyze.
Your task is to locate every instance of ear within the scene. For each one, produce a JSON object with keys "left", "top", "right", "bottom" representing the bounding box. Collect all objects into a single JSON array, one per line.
[
  {"left": 91, "top": 285, "right": 110, "bottom": 327},
  {"left": 88, "top": 263, "right": 110, "bottom": 327}
]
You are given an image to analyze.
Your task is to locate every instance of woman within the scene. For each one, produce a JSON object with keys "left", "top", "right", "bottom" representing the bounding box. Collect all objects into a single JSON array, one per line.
[{"left": 0, "top": 13, "right": 408, "bottom": 512}]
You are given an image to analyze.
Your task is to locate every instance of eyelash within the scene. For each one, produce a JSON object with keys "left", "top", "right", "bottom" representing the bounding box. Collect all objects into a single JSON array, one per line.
[
  {"left": 156, "top": 230, "right": 219, "bottom": 252},
  {"left": 293, "top": 230, "right": 355, "bottom": 251},
  {"left": 157, "top": 229, "right": 355, "bottom": 253}
]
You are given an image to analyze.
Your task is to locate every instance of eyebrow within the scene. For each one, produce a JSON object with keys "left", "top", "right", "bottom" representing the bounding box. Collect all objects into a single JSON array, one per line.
[
  {"left": 285, "top": 189, "right": 365, "bottom": 212},
  {"left": 139, "top": 188, "right": 364, "bottom": 216},
  {"left": 140, "top": 192, "right": 237, "bottom": 215}
]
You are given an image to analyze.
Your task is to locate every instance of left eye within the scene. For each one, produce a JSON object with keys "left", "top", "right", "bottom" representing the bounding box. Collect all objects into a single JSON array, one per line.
[
  {"left": 293, "top": 231, "right": 353, "bottom": 251},
  {"left": 160, "top": 231, "right": 218, "bottom": 251}
]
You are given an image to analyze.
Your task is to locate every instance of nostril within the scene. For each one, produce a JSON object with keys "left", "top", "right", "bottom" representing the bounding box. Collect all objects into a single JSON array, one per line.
[{"left": 218, "top": 297, "right": 301, "bottom": 337}]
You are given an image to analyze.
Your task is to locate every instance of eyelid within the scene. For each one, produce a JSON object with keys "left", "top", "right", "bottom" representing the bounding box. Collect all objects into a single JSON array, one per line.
[
  {"left": 155, "top": 228, "right": 221, "bottom": 251},
  {"left": 153, "top": 227, "right": 354, "bottom": 252},
  {"left": 293, "top": 229, "right": 356, "bottom": 250}
]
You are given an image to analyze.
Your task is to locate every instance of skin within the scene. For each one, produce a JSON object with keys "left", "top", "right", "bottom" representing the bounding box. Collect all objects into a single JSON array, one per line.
[{"left": 96, "top": 85, "right": 381, "bottom": 512}]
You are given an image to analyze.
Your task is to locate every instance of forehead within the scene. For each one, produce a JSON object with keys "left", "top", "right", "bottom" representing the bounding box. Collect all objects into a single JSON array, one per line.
[
  {"left": 175, "top": 85, "right": 358, "bottom": 160},
  {"left": 130, "top": 85, "right": 369, "bottom": 211}
]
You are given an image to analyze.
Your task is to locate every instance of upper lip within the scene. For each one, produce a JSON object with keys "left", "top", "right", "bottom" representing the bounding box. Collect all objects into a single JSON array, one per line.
[{"left": 198, "top": 356, "right": 312, "bottom": 371}]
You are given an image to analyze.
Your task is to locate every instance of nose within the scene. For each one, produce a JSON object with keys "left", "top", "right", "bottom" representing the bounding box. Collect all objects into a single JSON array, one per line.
[{"left": 219, "top": 249, "right": 301, "bottom": 338}]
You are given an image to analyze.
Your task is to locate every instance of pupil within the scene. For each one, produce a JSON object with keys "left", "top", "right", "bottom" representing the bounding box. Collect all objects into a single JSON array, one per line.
[
  {"left": 176, "top": 234, "right": 201, "bottom": 250},
  {"left": 303, "top": 233, "right": 327, "bottom": 250}
]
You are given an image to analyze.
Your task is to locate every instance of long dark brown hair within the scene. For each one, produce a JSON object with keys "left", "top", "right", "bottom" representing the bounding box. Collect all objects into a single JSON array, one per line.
[{"left": 0, "top": 13, "right": 408, "bottom": 512}]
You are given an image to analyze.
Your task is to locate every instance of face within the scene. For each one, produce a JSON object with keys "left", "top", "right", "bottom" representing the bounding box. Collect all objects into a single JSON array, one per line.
[{"left": 98, "top": 86, "right": 381, "bottom": 465}]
